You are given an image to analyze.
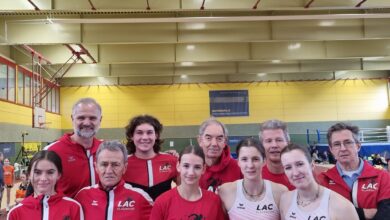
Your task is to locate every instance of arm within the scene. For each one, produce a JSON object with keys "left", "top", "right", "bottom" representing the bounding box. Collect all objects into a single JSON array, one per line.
[
  {"left": 217, "top": 182, "right": 236, "bottom": 212},
  {"left": 372, "top": 171, "right": 390, "bottom": 220},
  {"left": 330, "top": 192, "right": 359, "bottom": 220}
]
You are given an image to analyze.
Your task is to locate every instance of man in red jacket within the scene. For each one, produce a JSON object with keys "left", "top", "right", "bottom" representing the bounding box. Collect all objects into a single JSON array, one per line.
[
  {"left": 259, "top": 119, "right": 295, "bottom": 190},
  {"left": 318, "top": 122, "right": 390, "bottom": 220},
  {"left": 197, "top": 118, "right": 242, "bottom": 192},
  {"left": 45, "top": 97, "right": 103, "bottom": 197},
  {"left": 75, "top": 141, "right": 153, "bottom": 220}
]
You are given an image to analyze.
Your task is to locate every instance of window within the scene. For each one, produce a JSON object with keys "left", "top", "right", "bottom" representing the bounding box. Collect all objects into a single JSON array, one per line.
[
  {"left": 0, "top": 64, "right": 6, "bottom": 100},
  {"left": 17, "top": 71, "right": 24, "bottom": 104},
  {"left": 25, "top": 75, "right": 31, "bottom": 106},
  {"left": 8, "top": 66, "right": 15, "bottom": 102}
]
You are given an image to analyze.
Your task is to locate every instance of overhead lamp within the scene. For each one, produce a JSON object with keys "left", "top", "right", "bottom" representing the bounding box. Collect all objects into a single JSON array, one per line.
[
  {"left": 288, "top": 43, "right": 301, "bottom": 50},
  {"left": 257, "top": 73, "right": 267, "bottom": 77},
  {"left": 180, "top": 75, "right": 188, "bottom": 79},
  {"left": 181, "top": 62, "right": 194, "bottom": 66},
  {"left": 271, "top": 60, "right": 281, "bottom": 64},
  {"left": 319, "top": 20, "right": 335, "bottom": 27},
  {"left": 363, "top": 57, "right": 385, "bottom": 61},
  {"left": 186, "top": 45, "right": 195, "bottom": 50}
]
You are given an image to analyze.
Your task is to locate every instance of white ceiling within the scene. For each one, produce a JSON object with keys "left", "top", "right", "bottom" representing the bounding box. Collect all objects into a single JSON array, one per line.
[{"left": 1, "top": 0, "right": 390, "bottom": 85}]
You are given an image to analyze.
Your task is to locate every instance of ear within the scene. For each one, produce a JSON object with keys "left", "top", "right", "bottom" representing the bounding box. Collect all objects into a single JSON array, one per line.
[
  {"left": 197, "top": 135, "right": 202, "bottom": 146},
  {"left": 56, "top": 173, "right": 62, "bottom": 181},
  {"left": 99, "top": 116, "right": 103, "bottom": 123},
  {"left": 94, "top": 161, "right": 98, "bottom": 173},
  {"left": 176, "top": 161, "right": 181, "bottom": 173},
  {"left": 356, "top": 142, "right": 361, "bottom": 152},
  {"left": 201, "top": 164, "right": 206, "bottom": 175}
]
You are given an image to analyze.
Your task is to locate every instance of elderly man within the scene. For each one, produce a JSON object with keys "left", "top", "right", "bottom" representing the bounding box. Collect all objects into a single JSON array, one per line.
[
  {"left": 75, "top": 141, "right": 153, "bottom": 220},
  {"left": 197, "top": 118, "right": 242, "bottom": 192},
  {"left": 259, "top": 119, "right": 295, "bottom": 190},
  {"left": 45, "top": 98, "right": 103, "bottom": 197},
  {"left": 318, "top": 122, "right": 390, "bottom": 220}
]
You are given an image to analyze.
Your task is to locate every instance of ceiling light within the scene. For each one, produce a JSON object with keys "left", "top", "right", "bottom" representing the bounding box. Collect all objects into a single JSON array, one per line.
[
  {"left": 180, "top": 75, "right": 188, "bottom": 79},
  {"left": 257, "top": 73, "right": 267, "bottom": 77},
  {"left": 271, "top": 60, "right": 281, "bottom": 64},
  {"left": 288, "top": 43, "right": 301, "bottom": 50},
  {"left": 363, "top": 57, "right": 385, "bottom": 61},
  {"left": 189, "top": 23, "right": 206, "bottom": 30},
  {"left": 181, "top": 62, "right": 193, "bottom": 66},
  {"left": 319, "top": 20, "right": 335, "bottom": 27},
  {"left": 186, "top": 45, "right": 195, "bottom": 50}
]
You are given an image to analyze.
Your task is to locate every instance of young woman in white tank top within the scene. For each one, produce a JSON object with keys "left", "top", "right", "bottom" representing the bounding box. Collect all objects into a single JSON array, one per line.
[
  {"left": 279, "top": 143, "right": 359, "bottom": 220},
  {"left": 219, "top": 138, "right": 288, "bottom": 220}
]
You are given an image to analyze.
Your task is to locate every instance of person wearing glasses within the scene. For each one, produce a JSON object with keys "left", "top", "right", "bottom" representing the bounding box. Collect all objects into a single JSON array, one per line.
[
  {"left": 197, "top": 118, "right": 242, "bottom": 192},
  {"left": 318, "top": 122, "right": 390, "bottom": 220}
]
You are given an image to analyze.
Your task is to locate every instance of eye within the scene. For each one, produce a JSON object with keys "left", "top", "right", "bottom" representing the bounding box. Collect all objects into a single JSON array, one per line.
[
  {"left": 264, "top": 139, "right": 272, "bottom": 143},
  {"left": 284, "top": 166, "right": 291, "bottom": 171},
  {"left": 240, "top": 157, "right": 248, "bottom": 162},
  {"left": 183, "top": 164, "right": 190, "bottom": 168},
  {"left": 194, "top": 165, "right": 202, "bottom": 170},
  {"left": 34, "top": 170, "right": 42, "bottom": 175}
]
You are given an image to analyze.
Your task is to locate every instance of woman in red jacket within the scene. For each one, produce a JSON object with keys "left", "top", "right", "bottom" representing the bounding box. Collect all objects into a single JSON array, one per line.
[{"left": 7, "top": 150, "right": 84, "bottom": 220}]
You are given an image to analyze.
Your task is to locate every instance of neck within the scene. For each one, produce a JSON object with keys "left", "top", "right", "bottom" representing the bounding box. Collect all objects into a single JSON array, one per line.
[
  {"left": 177, "top": 184, "right": 201, "bottom": 201},
  {"left": 298, "top": 182, "right": 320, "bottom": 199},
  {"left": 266, "top": 160, "right": 284, "bottom": 174},
  {"left": 242, "top": 178, "right": 264, "bottom": 197},
  {"left": 135, "top": 150, "right": 156, "bottom": 159},
  {"left": 205, "top": 156, "right": 221, "bottom": 166},
  {"left": 339, "top": 158, "right": 360, "bottom": 171},
  {"left": 71, "top": 134, "right": 93, "bottom": 150}
]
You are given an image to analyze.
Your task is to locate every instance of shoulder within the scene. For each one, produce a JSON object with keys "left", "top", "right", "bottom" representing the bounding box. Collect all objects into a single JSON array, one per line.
[
  {"left": 270, "top": 181, "right": 288, "bottom": 194},
  {"left": 154, "top": 188, "right": 175, "bottom": 205},
  {"left": 279, "top": 190, "right": 294, "bottom": 208},
  {"left": 123, "top": 183, "right": 153, "bottom": 205},
  {"left": 62, "top": 196, "right": 83, "bottom": 208},
  {"left": 328, "top": 190, "right": 357, "bottom": 218},
  {"left": 74, "top": 184, "right": 98, "bottom": 198},
  {"left": 156, "top": 153, "right": 178, "bottom": 162},
  {"left": 202, "top": 189, "right": 222, "bottom": 202}
]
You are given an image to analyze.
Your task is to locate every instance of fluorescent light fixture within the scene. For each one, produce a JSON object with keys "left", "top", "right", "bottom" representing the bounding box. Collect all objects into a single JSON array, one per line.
[
  {"left": 363, "top": 57, "right": 385, "bottom": 61},
  {"left": 181, "top": 62, "right": 193, "bottom": 66},
  {"left": 319, "top": 20, "right": 335, "bottom": 27},
  {"left": 189, "top": 23, "right": 206, "bottom": 30},
  {"left": 180, "top": 75, "right": 188, "bottom": 79},
  {"left": 186, "top": 45, "right": 195, "bottom": 50},
  {"left": 288, "top": 43, "right": 301, "bottom": 50},
  {"left": 257, "top": 73, "right": 267, "bottom": 77},
  {"left": 272, "top": 60, "right": 281, "bottom": 63}
]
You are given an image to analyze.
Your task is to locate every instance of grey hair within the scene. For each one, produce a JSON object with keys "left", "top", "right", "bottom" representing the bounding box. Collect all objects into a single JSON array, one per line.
[
  {"left": 327, "top": 122, "right": 360, "bottom": 146},
  {"left": 96, "top": 140, "right": 128, "bottom": 163},
  {"left": 259, "top": 119, "right": 290, "bottom": 143},
  {"left": 72, "top": 97, "right": 102, "bottom": 116},
  {"left": 198, "top": 117, "right": 229, "bottom": 137}
]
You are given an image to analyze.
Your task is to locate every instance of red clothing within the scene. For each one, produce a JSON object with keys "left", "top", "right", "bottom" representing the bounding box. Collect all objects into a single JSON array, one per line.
[
  {"left": 45, "top": 133, "right": 103, "bottom": 198},
  {"left": 8, "top": 193, "right": 83, "bottom": 220},
  {"left": 3, "top": 165, "right": 14, "bottom": 186},
  {"left": 150, "top": 187, "right": 226, "bottom": 220},
  {"left": 123, "top": 153, "right": 178, "bottom": 200},
  {"left": 199, "top": 146, "right": 242, "bottom": 192},
  {"left": 318, "top": 161, "right": 390, "bottom": 209},
  {"left": 262, "top": 164, "right": 295, "bottom": 190},
  {"left": 74, "top": 179, "right": 153, "bottom": 220}
]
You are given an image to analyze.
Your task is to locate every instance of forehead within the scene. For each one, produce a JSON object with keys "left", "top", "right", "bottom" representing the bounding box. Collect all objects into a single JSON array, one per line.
[
  {"left": 238, "top": 146, "right": 261, "bottom": 157},
  {"left": 262, "top": 129, "right": 285, "bottom": 139},
  {"left": 135, "top": 123, "right": 155, "bottom": 131},
  {"left": 202, "top": 123, "right": 224, "bottom": 136},
  {"left": 281, "top": 149, "right": 307, "bottom": 164},
  {"left": 73, "top": 103, "right": 100, "bottom": 116},
  {"left": 97, "top": 149, "right": 124, "bottom": 162},
  {"left": 34, "top": 159, "right": 57, "bottom": 170},
  {"left": 180, "top": 153, "right": 204, "bottom": 164},
  {"left": 330, "top": 129, "right": 354, "bottom": 141}
]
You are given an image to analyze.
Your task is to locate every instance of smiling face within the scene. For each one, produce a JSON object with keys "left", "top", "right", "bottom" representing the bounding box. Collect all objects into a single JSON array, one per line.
[
  {"left": 72, "top": 103, "right": 102, "bottom": 139},
  {"left": 197, "top": 123, "right": 226, "bottom": 160},
  {"left": 30, "top": 159, "right": 61, "bottom": 196},
  {"left": 95, "top": 149, "right": 127, "bottom": 190},
  {"left": 238, "top": 146, "right": 264, "bottom": 180},
  {"left": 177, "top": 153, "right": 205, "bottom": 186},
  {"left": 281, "top": 149, "right": 314, "bottom": 189},
  {"left": 261, "top": 129, "right": 289, "bottom": 164},
  {"left": 131, "top": 123, "right": 157, "bottom": 154}
]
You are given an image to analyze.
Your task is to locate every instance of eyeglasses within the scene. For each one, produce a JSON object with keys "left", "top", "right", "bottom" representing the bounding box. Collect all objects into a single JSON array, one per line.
[{"left": 331, "top": 140, "right": 356, "bottom": 149}]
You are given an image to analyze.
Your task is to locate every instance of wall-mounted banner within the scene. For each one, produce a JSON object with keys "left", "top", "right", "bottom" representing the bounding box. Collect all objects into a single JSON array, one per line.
[{"left": 209, "top": 90, "right": 249, "bottom": 117}]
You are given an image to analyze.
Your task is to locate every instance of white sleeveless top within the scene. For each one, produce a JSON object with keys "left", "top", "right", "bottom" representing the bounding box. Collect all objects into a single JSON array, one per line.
[
  {"left": 285, "top": 188, "right": 331, "bottom": 220},
  {"left": 228, "top": 179, "right": 280, "bottom": 220}
]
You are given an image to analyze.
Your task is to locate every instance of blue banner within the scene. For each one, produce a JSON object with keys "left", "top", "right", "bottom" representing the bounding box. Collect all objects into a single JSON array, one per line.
[{"left": 209, "top": 90, "right": 249, "bottom": 117}]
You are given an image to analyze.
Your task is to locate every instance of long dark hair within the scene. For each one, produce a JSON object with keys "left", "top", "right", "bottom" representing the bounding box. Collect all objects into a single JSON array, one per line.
[
  {"left": 125, "top": 115, "right": 163, "bottom": 154},
  {"left": 236, "top": 137, "right": 265, "bottom": 160},
  {"left": 25, "top": 150, "right": 62, "bottom": 197}
]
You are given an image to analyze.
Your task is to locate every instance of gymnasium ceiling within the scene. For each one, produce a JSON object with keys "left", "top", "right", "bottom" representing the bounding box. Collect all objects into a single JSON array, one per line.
[{"left": 1, "top": 0, "right": 390, "bottom": 85}]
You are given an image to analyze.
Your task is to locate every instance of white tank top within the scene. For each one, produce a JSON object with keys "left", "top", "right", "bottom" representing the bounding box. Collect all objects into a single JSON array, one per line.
[
  {"left": 285, "top": 188, "right": 331, "bottom": 220},
  {"left": 228, "top": 179, "right": 280, "bottom": 220}
]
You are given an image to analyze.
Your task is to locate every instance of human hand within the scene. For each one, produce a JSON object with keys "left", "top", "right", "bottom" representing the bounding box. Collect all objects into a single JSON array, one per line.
[{"left": 364, "top": 208, "right": 377, "bottom": 220}]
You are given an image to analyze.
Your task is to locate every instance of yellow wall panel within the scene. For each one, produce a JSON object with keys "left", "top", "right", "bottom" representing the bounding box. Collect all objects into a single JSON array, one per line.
[{"left": 60, "top": 79, "right": 390, "bottom": 129}]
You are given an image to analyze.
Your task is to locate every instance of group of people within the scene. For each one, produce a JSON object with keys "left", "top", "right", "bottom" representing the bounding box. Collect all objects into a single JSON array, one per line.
[{"left": 5, "top": 97, "right": 390, "bottom": 220}]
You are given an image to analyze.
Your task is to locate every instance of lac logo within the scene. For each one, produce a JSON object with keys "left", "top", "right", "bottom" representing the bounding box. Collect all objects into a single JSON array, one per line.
[
  {"left": 159, "top": 163, "right": 172, "bottom": 173},
  {"left": 362, "top": 179, "right": 378, "bottom": 191},
  {"left": 117, "top": 197, "right": 136, "bottom": 210}
]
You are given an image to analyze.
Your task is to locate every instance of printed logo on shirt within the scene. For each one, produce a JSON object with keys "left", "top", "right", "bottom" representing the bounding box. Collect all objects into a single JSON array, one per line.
[
  {"left": 236, "top": 203, "right": 245, "bottom": 209},
  {"left": 68, "top": 156, "right": 76, "bottom": 162},
  {"left": 117, "top": 197, "right": 136, "bottom": 210},
  {"left": 328, "top": 180, "right": 335, "bottom": 185},
  {"left": 362, "top": 179, "right": 378, "bottom": 191},
  {"left": 289, "top": 212, "right": 296, "bottom": 219},
  {"left": 159, "top": 163, "right": 172, "bottom": 173},
  {"left": 307, "top": 216, "right": 326, "bottom": 220},
  {"left": 206, "top": 177, "right": 222, "bottom": 192},
  {"left": 256, "top": 204, "right": 274, "bottom": 211},
  {"left": 187, "top": 213, "right": 205, "bottom": 220},
  {"left": 91, "top": 200, "right": 98, "bottom": 206}
]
